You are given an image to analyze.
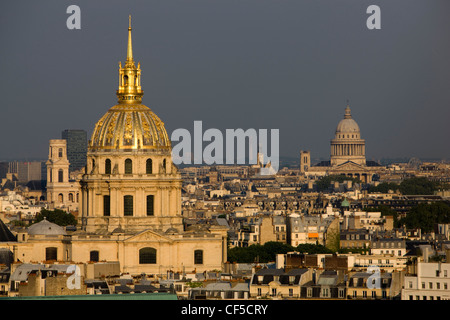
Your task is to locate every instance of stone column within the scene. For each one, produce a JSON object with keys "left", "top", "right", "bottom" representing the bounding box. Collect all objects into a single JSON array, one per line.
[{"left": 88, "top": 187, "right": 94, "bottom": 217}]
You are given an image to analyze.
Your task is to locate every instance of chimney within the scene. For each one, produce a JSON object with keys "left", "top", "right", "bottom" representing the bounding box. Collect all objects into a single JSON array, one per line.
[{"left": 423, "top": 247, "right": 429, "bottom": 263}]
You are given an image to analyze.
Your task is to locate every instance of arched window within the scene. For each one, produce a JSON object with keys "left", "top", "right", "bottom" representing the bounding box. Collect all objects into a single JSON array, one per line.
[
  {"left": 139, "top": 247, "right": 157, "bottom": 264},
  {"left": 194, "top": 250, "right": 203, "bottom": 265},
  {"left": 162, "top": 159, "right": 167, "bottom": 173},
  {"left": 58, "top": 148, "right": 63, "bottom": 158},
  {"left": 123, "top": 75, "right": 128, "bottom": 86},
  {"left": 105, "top": 159, "right": 111, "bottom": 174},
  {"left": 90, "top": 250, "right": 99, "bottom": 262},
  {"left": 58, "top": 193, "right": 64, "bottom": 203},
  {"left": 46, "top": 247, "right": 57, "bottom": 261},
  {"left": 124, "top": 195, "right": 133, "bottom": 216},
  {"left": 146, "top": 159, "right": 153, "bottom": 174},
  {"left": 58, "top": 169, "right": 63, "bottom": 182},
  {"left": 69, "top": 193, "right": 74, "bottom": 202},
  {"left": 125, "top": 159, "right": 132, "bottom": 174}
]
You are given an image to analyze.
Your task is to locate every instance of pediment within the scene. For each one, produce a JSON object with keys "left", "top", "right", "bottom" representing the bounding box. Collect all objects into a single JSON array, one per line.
[
  {"left": 333, "top": 161, "right": 366, "bottom": 171},
  {"left": 125, "top": 229, "right": 174, "bottom": 243}
]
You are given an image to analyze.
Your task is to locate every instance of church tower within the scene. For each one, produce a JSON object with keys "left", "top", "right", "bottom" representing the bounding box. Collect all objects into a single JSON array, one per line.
[
  {"left": 80, "top": 17, "right": 183, "bottom": 233},
  {"left": 46, "top": 139, "right": 79, "bottom": 211}
]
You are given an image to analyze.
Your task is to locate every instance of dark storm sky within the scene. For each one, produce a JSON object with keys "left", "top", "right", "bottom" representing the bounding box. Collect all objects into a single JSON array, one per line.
[{"left": 0, "top": 0, "right": 449, "bottom": 162}]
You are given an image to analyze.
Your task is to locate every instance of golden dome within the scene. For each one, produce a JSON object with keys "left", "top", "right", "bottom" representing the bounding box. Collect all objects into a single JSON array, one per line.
[
  {"left": 89, "top": 17, "right": 171, "bottom": 153},
  {"left": 89, "top": 104, "right": 171, "bottom": 152}
]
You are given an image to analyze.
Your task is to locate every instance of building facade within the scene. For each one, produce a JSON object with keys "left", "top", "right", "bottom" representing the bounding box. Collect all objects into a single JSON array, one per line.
[
  {"left": 300, "top": 104, "right": 384, "bottom": 183},
  {"left": 402, "top": 259, "right": 450, "bottom": 300},
  {"left": 45, "top": 139, "right": 80, "bottom": 212},
  {"left": 73, "top": 19, "right": 227, "bottom": 273},
  {"left": 287, "top": 213, "right": 340, "bottom": 250},
  {"left": 0, "top": 18, "right": 227, "bottom": 277}
]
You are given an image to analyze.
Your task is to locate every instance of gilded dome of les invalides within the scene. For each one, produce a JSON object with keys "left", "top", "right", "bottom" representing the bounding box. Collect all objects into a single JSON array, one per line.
[{"left": 89, "top": 18, "right": 171, "bottom": 153}]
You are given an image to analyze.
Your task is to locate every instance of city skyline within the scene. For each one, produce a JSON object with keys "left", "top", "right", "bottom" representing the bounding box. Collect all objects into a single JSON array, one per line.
[{"left": 1, "top": 1, "right": 449, "bottom": 163}]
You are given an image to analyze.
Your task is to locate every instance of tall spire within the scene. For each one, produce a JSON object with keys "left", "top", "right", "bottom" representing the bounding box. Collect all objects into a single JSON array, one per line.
[
  {"left": 117, "top": 16, "right": 143, "bottom": 104},
  {"left": 126, "top": 15, "right": 133, "bottom": 64}
]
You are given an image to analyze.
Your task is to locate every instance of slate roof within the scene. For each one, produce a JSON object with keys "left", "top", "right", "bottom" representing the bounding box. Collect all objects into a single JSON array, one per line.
[
  {"left": 0, "top": 249, "right": 13, "bottom": 267},
  {"left": 0, "top": 219, "right": 17, "bottom": 242},
  {"left": 252, "top": 268, "right": 309, "bottom": 285},
  {"left": 10, "top": 264, "right": 71, "bottom": 282}
]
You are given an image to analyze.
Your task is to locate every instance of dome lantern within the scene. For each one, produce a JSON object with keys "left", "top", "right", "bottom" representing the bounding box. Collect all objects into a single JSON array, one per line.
[
  {"left": 88, "top": 17, "right": 171, "bottom": 153},
  {"left": 116, "top": 15, "right": 143, "bottom": 105}
]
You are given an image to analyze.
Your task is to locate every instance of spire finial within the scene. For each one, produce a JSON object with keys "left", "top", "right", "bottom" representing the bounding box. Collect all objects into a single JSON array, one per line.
[
  {"left": 126, "top": 15, "right": 133, "bottom": 62},
  {"left": 344, "top": 101, "right": 352, "bottom": 119},
  {"left": 117, "top": 16, "right": 143, "bottom": 104}
]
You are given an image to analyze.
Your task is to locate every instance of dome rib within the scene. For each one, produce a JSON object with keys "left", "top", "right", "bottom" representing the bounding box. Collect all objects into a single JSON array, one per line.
[
  {"left": 334, "top": 105, "right": 361, "bottom": 137},
  {"left": 89, "top": 104, "right": 171, "bottom": 152}
]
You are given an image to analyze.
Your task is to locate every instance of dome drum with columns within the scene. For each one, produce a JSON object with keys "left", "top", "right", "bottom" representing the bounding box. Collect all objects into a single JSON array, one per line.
[
  {"left": 330, "top": 105, "right": 366, "bottom": 166},
  {"left": 0, "top": 18, "right": 228, "bottom": 276},
  {"left": 300, "top": 103, "right": 383, "bottom": 184},
  {"left": 80, "top": 18, "right": 182, "bottom": 234}
]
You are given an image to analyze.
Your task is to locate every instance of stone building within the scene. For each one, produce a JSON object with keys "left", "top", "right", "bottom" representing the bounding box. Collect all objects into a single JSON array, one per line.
[
  {"left": 300, "top": 104, "right": 384, "bottom": 183},
  {"left": 45, "top": 139, "right": 80, "bottom": 212},
  {"left": 0, "top": 18, "right": 227, "bottom": 277},
  {"left": 287, "top": 213, "right": 340, "bottom": 250},
  {"left": 402, "top": 250, "right": 450, "bottom": 300},
  {"left": 249, "top": 268, "right": 313, "bottom": 299},
  {"left": 236, "top": 215, "right": 286, "bottom": 247},
  {"left": 347, "top": 271, "right": 403, "bottom": 300},
  {"left": 370, "top": 238, "right": 406, "bottom": 257}
]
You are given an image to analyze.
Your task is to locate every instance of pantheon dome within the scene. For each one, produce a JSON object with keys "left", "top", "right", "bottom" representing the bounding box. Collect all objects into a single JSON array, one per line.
[
  {"left": 335, "top": 105, "right": 361, "bottom": 138},
  {"left": 300, "top": 102, "right": 382, "bottom": 184},
  {"left": 330, "top": 104, "right": 366, "bottom": 166}
]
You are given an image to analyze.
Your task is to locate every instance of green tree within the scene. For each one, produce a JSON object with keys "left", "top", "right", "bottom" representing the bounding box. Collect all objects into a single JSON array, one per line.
[
  {"left": 296, "top": 243, "right": 333, "bottom": 254},
  {"left": 399, "top": 177, "right": 437, "bottom": 195},
  {"left": 368, "top": 177, "right": 438, "bottom": 195},
  {"left": 316, "top": 175, "right": 361, "bottom": 192},
  {"left": 367, "top": 182, "right": 399, "bottom": 194},
  {"left": 398, "top": 202, "right": 450, "bottom": 233},
  {"left": 227, "top": 242, "right": 294, "bottom": 263},
  {"left": 34, "top": 208, "right": 77, "bottom": 227}
]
